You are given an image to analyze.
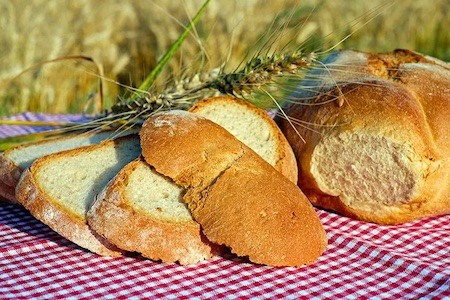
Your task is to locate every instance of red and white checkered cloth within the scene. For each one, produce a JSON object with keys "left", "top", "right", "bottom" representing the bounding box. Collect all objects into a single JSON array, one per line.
[{"left": 1, "top": 114, "right": 449, "bottom": 299}]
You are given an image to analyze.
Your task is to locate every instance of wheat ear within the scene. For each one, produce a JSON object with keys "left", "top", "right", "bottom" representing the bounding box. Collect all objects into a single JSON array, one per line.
[{"left": 107, "top": 50, "right": 316, "bottom": 123}]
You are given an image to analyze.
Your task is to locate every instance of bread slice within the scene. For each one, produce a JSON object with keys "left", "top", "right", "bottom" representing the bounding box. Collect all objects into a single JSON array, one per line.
[
  {"left": 16, "top": 135, "right": 141, "bottom": 256},
  {"left": 0, "top": 130, "right": 135, "bottom": 203},
  {"left": 189, "top": 96, "right": 298, "bottom": 183},
  {"left": 278, "top": 49, "right": 450, "bottom": 224},
  {"left": 87, "top": 96, "right": 300, "bottom": 265},
  {"left": 88, "top": 158, "right": 221, "bottom": 264},
  {"left": 139, "top": 111, "right": 327, "bottom": 267}
]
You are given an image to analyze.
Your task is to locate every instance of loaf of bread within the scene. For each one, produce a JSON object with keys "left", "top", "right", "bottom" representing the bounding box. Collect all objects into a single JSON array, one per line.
[
  {"left": 87, "top": 96, "right": 300, "bottom": 264},
  {"left": 278, "top": 49, "right": 450, "bottom": 224},
  {"left": 16, "top": 135, "right": 141, "bottom": 256},
  {"left": 0, "top": 130, "right": 134, "bottom": 203},
  {"left": 139, "top": 111, "right": 327, "bottom": 267}
]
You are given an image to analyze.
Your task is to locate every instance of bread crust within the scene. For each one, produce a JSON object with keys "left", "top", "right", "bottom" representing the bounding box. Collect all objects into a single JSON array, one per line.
[
  {"left": 16, "top": 167, "right": 122, "bottom": 256},
  {"left": 185, "top": 153, "right": 327, "bottom": 266},
  {"left": 140, "top": 112, "right": 327, "bottom": 267},
  {"left": 87, "top": 158, "right": 220, "bottom": 265},
  {"left": 278, "top": 49, "right": 450, "bottom": 224},
  {"left": 189, "top": 96, "right": 298, "bottom": 183},
  {"left": 141, "top": 111, "right": 245, "bottom": 190}
]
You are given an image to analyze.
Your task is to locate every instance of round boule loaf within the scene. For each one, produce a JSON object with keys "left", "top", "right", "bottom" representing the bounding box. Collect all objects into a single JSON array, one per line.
[{"left": 278, "top": 49, "right": 450, "bottom": 225}]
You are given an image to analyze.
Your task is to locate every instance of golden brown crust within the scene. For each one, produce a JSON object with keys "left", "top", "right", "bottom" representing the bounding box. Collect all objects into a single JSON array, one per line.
[
  {"left": 397, "top": 62, "right": 450, "bottom": 155},
  {"left": 16, "top": 167, "right": 122, "bottom": 256},
  {"left": 279, "top": 49, "right": 450, "bottom": 224},
  {"left": 276, "top": 133, "right": 298, "bottom": 184},
  {"left": 87, "top": 158, "right": 220, "bottom": 265},
  {"left": 140, "top": 112, "right": 327, "bottom": 267},
  {"left": 189, "top": 96, "right": 298, "bottom": 183},
  {"left": 140, "top": 112, "right": 245, "bottom": 190},
  {"left": 185, "top": 154, "right": 327, "bottom": 266}
]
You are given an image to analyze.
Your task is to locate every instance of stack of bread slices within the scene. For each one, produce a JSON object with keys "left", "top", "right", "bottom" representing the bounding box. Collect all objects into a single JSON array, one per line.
[{"left": 1, "top": 96, "right": 328, "bottom": 267}]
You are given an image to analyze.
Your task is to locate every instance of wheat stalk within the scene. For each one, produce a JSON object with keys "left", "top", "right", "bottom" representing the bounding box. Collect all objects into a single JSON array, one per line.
[
  {"left": 110, "top": 68, "right": 221, "bottom": 120},
  {"left": 105, "top": 50, "right": 316, "bottom": 124}
]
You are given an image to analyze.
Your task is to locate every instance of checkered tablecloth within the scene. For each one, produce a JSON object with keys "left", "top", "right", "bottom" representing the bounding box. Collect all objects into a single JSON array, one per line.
[{"left": 1, "top": 114, "right": 449, "bottom": 299}]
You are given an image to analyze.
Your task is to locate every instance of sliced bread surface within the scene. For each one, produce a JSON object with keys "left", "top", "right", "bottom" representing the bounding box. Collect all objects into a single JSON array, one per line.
[
  {"left": 88, "top": 97, "right": 299, "bottom": 264},
  {"left": 16, "top": 134, "right": 141, "bottom": 256},
  {"left": 0, "top": 130, "right": 135, "bottom": 203}
]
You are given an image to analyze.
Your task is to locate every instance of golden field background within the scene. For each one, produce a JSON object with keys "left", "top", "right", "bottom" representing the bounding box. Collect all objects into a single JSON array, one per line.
[{"left": 0, "top": 0, "right": 448, "bottom": 116}]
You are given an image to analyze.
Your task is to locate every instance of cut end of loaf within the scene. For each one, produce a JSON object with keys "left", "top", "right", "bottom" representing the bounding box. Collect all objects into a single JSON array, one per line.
[
  {"left": 0, "top": 153, "right": 23, "bottom": 202},
  {"left": 6, "top": 130, "right": 132, "bottom": 170},
  {"left": 0, "top": 179, "right": 17, "bottom": 203},
  {"left": 310, "top": 132, "right": 425, "bottom": 213},
  {"left": 0, "top": 130, "right": 139, "bottom": 204}
]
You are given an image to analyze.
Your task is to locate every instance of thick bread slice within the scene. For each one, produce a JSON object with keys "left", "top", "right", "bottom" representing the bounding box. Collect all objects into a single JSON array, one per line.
[
  {"left": 140, "top": 111, "right": 327, "bottom": 267},
  {"left": 278, "top": 49, "right": 450, "bottom": 224},
  {"left": 88, "top": 96, "right": 296, "bottom": 264},
  {"left": 189, "top": 96, "right": 298, "bottom": 183},
  {"left": 0, "top": 130, "right": 134, "bottom": 203},
  {"left": 16, "top": 135, "right": 141, "bottom": 256},
  {"left": 87, "top": 158, "right": 220, "bottom": 265}
]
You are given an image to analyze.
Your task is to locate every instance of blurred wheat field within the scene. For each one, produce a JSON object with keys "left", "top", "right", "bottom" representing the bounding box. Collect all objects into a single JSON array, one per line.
[{"left": 1, "top": 0, "right": 449, "bottom": 116}]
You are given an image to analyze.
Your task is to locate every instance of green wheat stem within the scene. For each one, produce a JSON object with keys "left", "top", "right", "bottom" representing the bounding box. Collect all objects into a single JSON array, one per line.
[{"left": 133, "top": 0, "right": 211, "bottom": 100}]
